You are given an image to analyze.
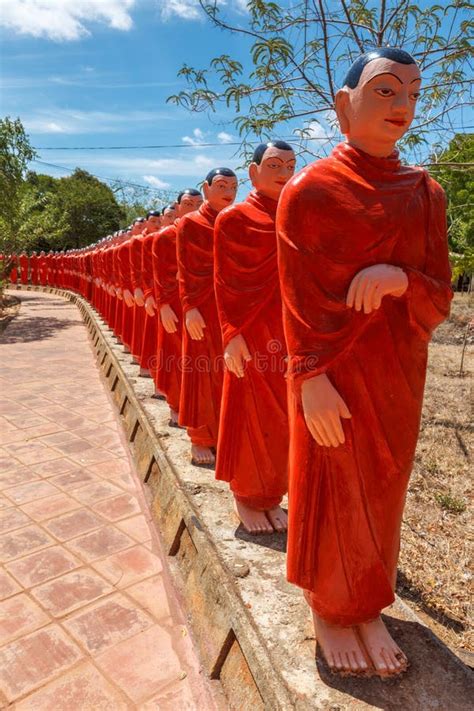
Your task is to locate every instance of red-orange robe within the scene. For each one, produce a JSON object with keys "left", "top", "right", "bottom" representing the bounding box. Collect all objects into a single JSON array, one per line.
[
  {"left": 117, "top": 239, "right": 133, "bottom": 350},
  {"left": 141, "top": 230, "right": 158, "bottom": 375},
  {"left": 30, "top": 254, "right": 39, "bottom": 285},
  {"left": 10, "top": 256, "right": 18, "bottom": 284},
  {"left": 19, "top": 254, "right": 28, "bottom": 284},
  {"left": 152, "top": 222, "right": 182, "bottom": 413},
  {"left": 277, "top": 143, "right": 453, "bottom": 625},
  {"left": 129, "top": 233, "right": 146, "bottom": 361},
  {"left": 177, "top": 203, "right": 223, "bottom": 448},
  {"left": 214, "top": 190, "right": 289, "bottom": 509}
]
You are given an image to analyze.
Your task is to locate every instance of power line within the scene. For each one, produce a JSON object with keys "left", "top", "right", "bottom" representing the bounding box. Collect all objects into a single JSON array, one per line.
[
  {"left": 32, "top": 126, "right": 474, "bottom": 151},
  {"left": 31, "top": 159, "right": 171, "bottom": 195}
]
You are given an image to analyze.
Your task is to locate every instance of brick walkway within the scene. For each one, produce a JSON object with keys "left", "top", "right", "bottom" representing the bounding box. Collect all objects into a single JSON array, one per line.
[{"left": 0, "top": 290, "right": 220, "bottom": 709}]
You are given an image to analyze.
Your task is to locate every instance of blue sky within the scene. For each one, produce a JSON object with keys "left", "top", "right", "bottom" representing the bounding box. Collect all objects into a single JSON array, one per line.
[
  {"left": 0, "top": 0, "right": 472, "bottom": 204},
  {"left": 0, "top": 0, "right": 258, "bottom": 199}
]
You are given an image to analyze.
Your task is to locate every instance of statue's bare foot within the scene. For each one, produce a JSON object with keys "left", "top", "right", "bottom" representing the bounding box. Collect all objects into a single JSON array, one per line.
[
  {"left": 139, "top": 367, "right": 151, "bottom": 378},
  {"left": 357, "top": 616, "right": 408, "bottom": 677},
  {"left": 265, "top": 506, "right": 288, "bottom": 533},
  {"left": 168, "top": 408, "right": 180, "bottom": 427},
  {"left": 233, "top": 499, "right": 274, "bottom": 535},
  {"left": 313, "top": 613, "right": 371, "bottom": 676},
  {"left": 123, "top": 345, "right": 131, "bottom": 353},
  {"left": 191, "top": 445, "right": 215, "bottom": 466},
  {"left": 132, "top": 356, "right": 140, "bottom": 365},
  {"left": 151, "top": 388, "right": 166, "bottom": 400}
]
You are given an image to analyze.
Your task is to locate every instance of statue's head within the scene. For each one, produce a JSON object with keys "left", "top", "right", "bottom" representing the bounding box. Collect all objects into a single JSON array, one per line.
[
  {"left": 335, "top": 48, "right": 421, "bottom": 157},
  {"left": 176, "top": 188, "right": 203, "bottom": 218},
  {"left": 131, "top": 217, "right": 145, "bottom": 235},
  {"left": 249, "top": 141, "right": 296, "bottom": 200},
  {"left": 146, "top": 209, "right": 162, "bottom": 231},
  {"left": 161, "top": 203, "right": 178, "bottom": 226},
  {"left": 203, "top": 168, "right": 238, "bottom": 212}
]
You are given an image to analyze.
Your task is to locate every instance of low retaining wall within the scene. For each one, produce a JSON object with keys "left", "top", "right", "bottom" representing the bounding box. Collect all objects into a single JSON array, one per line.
[{"left": 10, "top": 286, "right": 474, "bottom": 710}]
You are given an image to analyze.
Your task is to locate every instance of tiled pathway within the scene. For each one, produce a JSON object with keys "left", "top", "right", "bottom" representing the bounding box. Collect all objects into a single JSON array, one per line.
[{"left": 0, "top": 290, "right": 220, "bottom": 709}]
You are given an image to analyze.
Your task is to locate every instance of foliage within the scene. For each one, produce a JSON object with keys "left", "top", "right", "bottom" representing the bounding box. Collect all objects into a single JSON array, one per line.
[
  {"left": 429, "top": 133, "right": 474, "bottom": 277},
  {"left": 0, "top": 117, "right": 37, "bottom": 259},
  {"left": 434, "top": 491, "right": 467, "bottom": 514},
  {"left": 168, "top": 0, "right": 473, "bottom": 163}
]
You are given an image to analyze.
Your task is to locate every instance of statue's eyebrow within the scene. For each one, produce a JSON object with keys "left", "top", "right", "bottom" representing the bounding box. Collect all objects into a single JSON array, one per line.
[{"left": 367, "top": 72, "right": 421, "bottom": 85}]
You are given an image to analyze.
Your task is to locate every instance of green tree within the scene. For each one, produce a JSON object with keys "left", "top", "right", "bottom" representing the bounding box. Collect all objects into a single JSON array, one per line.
[
  {"left": 168, "top": 1, "right": 473, "bottom": 163},
  {"left": 430, "top": 133, "right": 474, "bottom": 281},
  {"left": 0, "top": 117, "right": 37, "bottom": 285},
  {"left": 53, "top": 169, "right": 125, "bottom": 249}
]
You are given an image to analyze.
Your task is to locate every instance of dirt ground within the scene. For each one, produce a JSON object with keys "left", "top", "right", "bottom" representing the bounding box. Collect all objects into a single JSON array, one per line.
[
  {"left": 0, "top": 293, "right": 21, "bottom": 335},
  {"left": 398, "top": 292, "right": 473, "bottom": 663}
]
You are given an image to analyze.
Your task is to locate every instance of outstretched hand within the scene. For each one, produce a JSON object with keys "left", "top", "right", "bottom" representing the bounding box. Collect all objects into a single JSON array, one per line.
[
  {"left": 224, "top": 334, "right": 251, "bottom": 378},
  {"left": 302, "top": 373, "right": 352, "bottom": 447},
  {"left": 160, "top": 303, "right": 179, "bottom": 333},
  {"left": 123, "top": 289, "right": 134, "bottom": 308},
  {"left": 346, "top": 264, "right": 408, "bottom": 314},
  {"left": 145, "top": 295, "right": 156, "bottom": 317},
  {"left": 134, "top": 287, "right": 145, "bottom": 306},
  {"left": 186, "top": 308, "right": 206, "bottom": 340}
]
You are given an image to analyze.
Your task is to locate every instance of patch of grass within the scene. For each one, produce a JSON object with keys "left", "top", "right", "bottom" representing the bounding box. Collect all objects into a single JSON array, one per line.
[{"left": 434, "top": 492, "right": 467, "bottom": 514}]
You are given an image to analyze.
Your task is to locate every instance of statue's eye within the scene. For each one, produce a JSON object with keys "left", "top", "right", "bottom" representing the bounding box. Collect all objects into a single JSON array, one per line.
[
  {"left": 411, "top": 91, "right": 421, "bottom": 101},
  {"left": 375, "top": 88, "right": 395, "bottom": 97}
]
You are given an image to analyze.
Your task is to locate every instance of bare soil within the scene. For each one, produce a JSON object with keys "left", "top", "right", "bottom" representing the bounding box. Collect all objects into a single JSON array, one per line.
[
  {"left": 398, "top": 292, "right": 473, "bottom": 662},
  {"left": 0, "top": 293, "right": 21, "bottom": 335}
]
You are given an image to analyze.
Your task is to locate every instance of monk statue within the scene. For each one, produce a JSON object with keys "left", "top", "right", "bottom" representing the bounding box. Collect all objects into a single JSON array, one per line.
[
  {"left": 214, "top": 141, "right": 296, "bottom": 534},
  {"left": 177, "top": 168, "right": 238, "bottom": 466},
  {"left": 276, "top": 48, "right": 452, "bottom": 677},
  {"left": 152, "top": 191, "right": 202, "bottom": 426}
]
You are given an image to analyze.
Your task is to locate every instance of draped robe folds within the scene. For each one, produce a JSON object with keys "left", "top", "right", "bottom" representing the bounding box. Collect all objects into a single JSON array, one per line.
[
  {"left": 117, "top": 240, "right": 134, "bottom": 349},
  {"left": 129, "top": 233, "right": 146, "bottom": 361},
  {"left": 276, "top": 143, "right": 453, "bottom": 626},
  {"left": 152, "top": 222, "right": 183, "bottom": 412},
  {"left": 19, "top": 255, "right": 28, "bottom": 284},
  {"left": 141, "top": 231, "right": 158, "bottom": 376},
  {"left": 10, "top": 257, "right": 18, "bottom": 284},
  {"left": 177, "top": 203, "right": 224, "bottom": 447},
  {"left": 30, "top": 254, "right": 39, "bottom": 285},
  {"left": 214, "top": 190, "right": 289, "bottom": 509}
]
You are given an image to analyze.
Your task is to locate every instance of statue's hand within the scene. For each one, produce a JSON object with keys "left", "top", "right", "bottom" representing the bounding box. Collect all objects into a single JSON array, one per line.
[
  {"left": 134, "top": 287, "right": 145, "bottom": 306},
  {"left": 186, "top": 308, "right": 206, "bottom": 340},
  {"left": 301, "top": 373, "right": 352, "bottom": 447},
  {"left": 224, "top": 334, "right": 251, "bottom": 378},
  {"left": 123, "top": 289, "right": 134, "bottom": 308},
  {"left": 116, "top": 287, "right": 123, "bottom": 300},
  {"left": 160, "top": 304, "right": 179, "bottom": 333},
  {"left": 346, "top": 264, "right": 408, "bottom": 314},
  {"left": 145, "top": 295, "right": 156, "bottom": 317}
]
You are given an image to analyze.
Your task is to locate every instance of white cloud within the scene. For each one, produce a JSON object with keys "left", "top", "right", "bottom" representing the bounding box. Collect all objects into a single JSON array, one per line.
[
  {"left": 143, "top": 175, "right": 171, "bottom": 189},
  {"left": 182, "top": 127, "right": 207, "bottom": 147},
  {"left": 24, "top": 108, "right": 172, "bottom": 134},
  {"left": 47, "top": 154, "right": 220, "bottom": 178},
  {"left": 159, "top": 0, "right": 202, "bottom": 21},
  {"left": 217, "top": 131, "right": 236, "bottom": 144},
  {"left": 0, "top": 0, "right": 135, "bottom": 41}
]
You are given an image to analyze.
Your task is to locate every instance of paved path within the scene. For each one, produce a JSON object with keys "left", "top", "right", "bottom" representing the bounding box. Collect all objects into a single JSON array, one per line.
[{"left": 0, "top": 290, "right": 220, "bottom": 710}]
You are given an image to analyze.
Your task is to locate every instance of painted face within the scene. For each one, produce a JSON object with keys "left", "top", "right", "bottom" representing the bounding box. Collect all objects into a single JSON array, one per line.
[
  {"left": 249, "top": 147, "right": 296, "bottom": 200},
  {"left": 204, "top": 175, "right": 238, "bottom": 212},
  {"left": 147, "top": 215, "right": 162, "bottom": 230},
  {"left": 131, "top": 222, "right": 144, "bottom": 235},
  {"left": 178, "top": 193, "right": 203, "bottom": 217},
  {"left": 337, "top": 58, "right": 421, "bottom": 156},
  {"left": 162, "top": 205, "right": 177, "bottom": 226}
]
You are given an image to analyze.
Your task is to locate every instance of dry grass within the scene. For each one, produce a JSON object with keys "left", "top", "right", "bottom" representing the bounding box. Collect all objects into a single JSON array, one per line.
[
  {"left": 398, "top": 292, "right": 473, "bottom": 660},
  {"left": 0, "top": 294, "right": 21, "bottom": 335}
]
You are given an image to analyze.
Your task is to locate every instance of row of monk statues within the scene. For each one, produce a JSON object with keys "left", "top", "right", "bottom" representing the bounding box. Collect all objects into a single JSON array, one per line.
[{"left": 5, "top": 49, "right": 452, "bottom": 679}]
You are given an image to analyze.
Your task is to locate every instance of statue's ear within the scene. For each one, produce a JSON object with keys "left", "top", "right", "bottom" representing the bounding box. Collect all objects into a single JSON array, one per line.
[
  {"left": 335, "top": 88, "right": 350, "bottom": 135},
  {"left": 202, "top": 181, "right": 210, "bottom": 200},
  {"left": 248, "top": 162, "right": 258, "bottom": 184}
]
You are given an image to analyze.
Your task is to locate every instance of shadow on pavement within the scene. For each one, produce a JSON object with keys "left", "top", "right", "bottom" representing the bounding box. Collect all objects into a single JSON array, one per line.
[{"left": 0, "top": 314, "right": 77, "bottom": 344}]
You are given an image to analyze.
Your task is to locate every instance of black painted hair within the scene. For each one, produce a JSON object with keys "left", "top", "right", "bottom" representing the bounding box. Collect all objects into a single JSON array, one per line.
[
  {"left": 177, "top": 188, "right": 202, "bottom": 203},
  {"left": 134, "top": 217, "right": 146, "bottom": 223},
  {"left": 343, "top": 48, "right": 417, "bottom": 89},
  {"left": 252, "top": 140, "right": 294, "bottom": 165},
  {"left": 162, "top": 203, "right": 176, "bottom": 215},
  {"left": 146, "top": 210, "right": 161, "bottom": 218},
  {"left": 204, "top": 167, "right": 237, "bottom": 185}
]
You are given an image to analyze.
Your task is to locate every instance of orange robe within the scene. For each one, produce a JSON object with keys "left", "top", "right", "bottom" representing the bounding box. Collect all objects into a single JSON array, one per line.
[
  {"left": 129, "top": 233, "right": 146, "bottom": 361},
  {"left": 277, "top": 143, "right": 453, "bottom": 625},
  {"left": 152, "top": 222, "right": 182, "bottom": 413},
  {"left": 19, "top": 255, "right": 28, "bottom": 284},
  {"left": 141, "top": 230, "right": 158, "bottom": 375},
  {"left": 214, "top": 190, "right": 288, "bottom": 509},
  {"left": 177, "top": 203, "right": 223, "bottom": 448},
  {"left": 117, "top": 239, "right": 133, "bottom": 350},
  {"left": 10, "top": 256, "right": 18, "bottom": 284},
  {"left": 30, "top": 254, "right": 39, "bottom": 285}
]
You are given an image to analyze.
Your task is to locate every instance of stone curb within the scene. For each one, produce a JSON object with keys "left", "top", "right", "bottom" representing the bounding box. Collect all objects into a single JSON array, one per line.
[{"left": 9, "top": 286, "right": 474, "bottom": 711}]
